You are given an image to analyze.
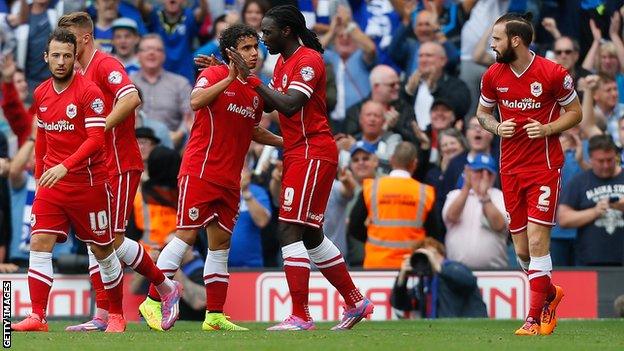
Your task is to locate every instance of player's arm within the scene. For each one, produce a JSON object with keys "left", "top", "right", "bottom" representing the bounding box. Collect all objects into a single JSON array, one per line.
[
  {"left": 252, "top": 126, "right": 283, "bottom": 147},
  {"left": 190, "top": 64, "right": 237, "bottom": 111},
  {"left": 106, "top": 91, "right": 141, "bottom": 131},
  {"left": 33, "top": 117, "right": 46, "bottom": 182},
  {"left": 194, "top": 0, "right": 209, "bottom": 23},
  {"left": 227, "top": 48, "right": 311, "bottom": 117},
  {"left": 476, "top": 71, "right": 516, "bottom": 138},
  {"left": 524, "top": 97, "right": 582, "bottom": 138}
]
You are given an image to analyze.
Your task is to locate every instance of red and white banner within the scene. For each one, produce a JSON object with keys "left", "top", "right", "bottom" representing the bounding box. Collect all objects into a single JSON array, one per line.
[{"left": 0, "top": 270, "right": 597, "bottom": 320}]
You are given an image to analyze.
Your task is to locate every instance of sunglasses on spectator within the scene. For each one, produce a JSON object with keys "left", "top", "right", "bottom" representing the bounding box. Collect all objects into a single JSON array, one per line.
[
  {"left": 555, "top": 49, "right": 574, "bottom": 55},
  {"left": 378, "top": 81, "right": 401, "bottom": 87}
]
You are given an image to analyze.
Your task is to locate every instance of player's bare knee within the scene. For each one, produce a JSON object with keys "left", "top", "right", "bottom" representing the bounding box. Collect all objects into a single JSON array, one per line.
[
  {"left": 29, "top": 234, "right": 57, "bottom": 252},
  {"left": 90, "top": 243, "right": 115, "bottom": 260},
  {"left": 176, "top": 229, "right": 198, "bottom": 246},
  {"left": 207, "top": 228, "right": 231, "bottom": 250},
  {"left": 113, "top": 233, "right": 125, "bottom": 249},
  {"left": 302, "top": 227, "right": 324, "bottom": 249},
  {"left": 278, "top": 222, "right": 303, "bottom": 246}
]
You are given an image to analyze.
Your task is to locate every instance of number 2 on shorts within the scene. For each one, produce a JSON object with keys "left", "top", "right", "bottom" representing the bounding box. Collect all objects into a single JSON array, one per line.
[{"left": 538, "top": 186, "right": 551, "bottom": 206}]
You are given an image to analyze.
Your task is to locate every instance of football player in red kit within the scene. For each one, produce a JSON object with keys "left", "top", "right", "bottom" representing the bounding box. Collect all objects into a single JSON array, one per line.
[
  {"left": 57, "top": 13, "right": 181, "bottom": 332},
  {"left": 138, "top": 23, "right": 282, "bottom": 332},
  {"left": 11, "top": 29, "right": 126, "bottom": 333},
  {"left": 477, "top": 13, "right": 581, "bottom": 335},
  {"left": 228, "top": 5, "right": 373, "bottom": 331}
]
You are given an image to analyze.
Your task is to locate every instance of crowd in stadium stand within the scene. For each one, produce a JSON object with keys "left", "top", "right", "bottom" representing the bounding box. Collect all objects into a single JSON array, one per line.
[{"left": 1, "top": 0, "right": 624, "bottom": 274}]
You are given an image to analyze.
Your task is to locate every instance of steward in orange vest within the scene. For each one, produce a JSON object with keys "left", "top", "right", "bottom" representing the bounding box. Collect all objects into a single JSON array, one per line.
[{"left": 348, "top": 142, "right": 435, "bottom": 269}]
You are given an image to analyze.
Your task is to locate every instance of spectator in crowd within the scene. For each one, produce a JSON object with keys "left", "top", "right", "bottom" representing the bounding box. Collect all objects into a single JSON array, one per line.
[
  {"left": 415, "top": 0, "right": 471, "bottom": 50},
  {"left": 459, "top": 0, "right": 508, "bottom": 116},
  {"left": 137, "top": 0, "right": 208, "bottom": 84},
  {"left": 550, "top": 127, "right": 584, "bottom": 266},
  {"left": 344, "top": 65, "right": 416, "bottom": 143},
  {"left": 129, "top": 145, "right": 180, "bottom": 249},
  {"left": 348, "top": 0, "right": 401, "bottom": 68},
  {"left": 348, "top": 142, "right": 436, "bottom": 269},
  {"left": 13, "top": 0, "right": 63, "bottom": 94},
  {"left": 1, "top": 53, "right": 32, "bottom": 146},
  {"left": 92, "top": 0, "right": 121, "bottom": 53},
  {"left": 442, "top": 153, "right": 508, "bottom": 269},
  {"left": 340, "top": 100, "right": 402, "bottom": 171},
  {"left": 135, "top": 127, "right": 160, "bottom": 176},
  {"left": 582, "top": 14, "right": 624, "bottom": 103},
  {"left": 240, "top": 0, "right": 270, "bottom": 74},
  {"left": 580, "top": 74, "right": 624, "bottom": 145},
  {"left": 388, "top": 8, "right": 459, "bottom": 77},
  {"left": 390, "top": 237, "right": 488, "bottom": 318},
  {"left": 404, "top": 41, "right": 470, "bottom": 130},
  {"left": 424, "top": 127, "right": 468, "bottom": 189},
  {"left": 131, "top": 34, "right": 193, "bottom": 148},
  {"left": 439, "top": 116, "right": 496, "bottom": 210},
  {"left": 193, "top": 14, "right": 231, "bottom": 62},
  {"left": 320, "top": 5, "right": 376, "bottom": 132},
  {"left": 229, "top": 165, "right": 272, "bottom": 268},
  {"left": 551, "top": 36, "right": 591, "bottom": 89},
  {"left": 558, "top": 135, "right": 624, "bottom": 266},
  {"left": 111, "top": 17, "right": 141, "bottom": 75}
]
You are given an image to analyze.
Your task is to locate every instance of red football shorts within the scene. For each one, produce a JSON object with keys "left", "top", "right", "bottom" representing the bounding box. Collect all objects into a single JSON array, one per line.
[
  {"left": 31, "top": 182, "right": 114, "bottom": 245},
  {"left": 110, "top": 170, "right": 141, "bottom": 233},
  {"left": 278, "top": 157, "right": 336, "bottom": 228},
  {"left": 176, "top": 175, "right": 239, "bottom": 234},
  {"left": 500, "top": 168, "right": 561, "bottom": 234}
]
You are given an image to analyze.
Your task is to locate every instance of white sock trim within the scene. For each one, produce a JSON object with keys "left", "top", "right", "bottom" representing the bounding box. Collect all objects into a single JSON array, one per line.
[
  {"left": 516, "top": 256, "right": 530, "bottom": 273},
  {"left": 203, "top": 249, "right": 230, "bottom": 285},
  {"left": 116, "top": 237, "right": 142, "bottom": 269},
  {"left": 529, "top": 254, "right": 552, "bottom": 272},
  {"left": 307, "top": 236, "right": 343, "bottom": 268},
  {"left": 281, "top": 241, "right": 308, "bottom": 258},
  {"left": 88, "top": 247, "right": 99, "bottom": 275},
  {"left": 156, "top": 236, "right": 190, "bottom": 277},
  {"left": 28, "top": 251, "right": 53, "bottom": 286},
  {"left": 97, "top": 251, "right": 123, "bottom": 289}
]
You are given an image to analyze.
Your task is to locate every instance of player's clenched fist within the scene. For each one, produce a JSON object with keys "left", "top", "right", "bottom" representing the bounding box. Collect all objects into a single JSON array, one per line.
[
  {"left": 496, "top": 118, "right": 516, "bottom": 138},
  {"left": 523, "top": 118, "right": 553, "bottom": 139}
]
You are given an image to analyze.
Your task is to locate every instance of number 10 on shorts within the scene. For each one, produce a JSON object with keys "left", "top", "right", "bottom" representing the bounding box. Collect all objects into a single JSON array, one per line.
[{"left": 89, "top": 210, "right": 109, "bottom": 231}]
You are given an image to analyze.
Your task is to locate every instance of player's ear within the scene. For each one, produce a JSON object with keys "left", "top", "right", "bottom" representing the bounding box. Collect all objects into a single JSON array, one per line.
[{"left": 43, "top": 53, "right": 48, "bottom": 63}]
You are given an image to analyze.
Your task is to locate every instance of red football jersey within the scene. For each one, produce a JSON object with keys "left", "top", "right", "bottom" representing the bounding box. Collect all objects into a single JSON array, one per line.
[
  {"left": 33, "top": 73, "right": 108, "bottom": 186},
  {"left": 480, "top": 54, "right": 577, "bottom": 174},
  {"left": 80, "top": 50, "right": 143, "bottom": 175},
  {"left": 179, "top": 65, "right": 263, "bottom": 189},
  {"left": 269, "top": 46, "right": 337, "bottom": 163}
]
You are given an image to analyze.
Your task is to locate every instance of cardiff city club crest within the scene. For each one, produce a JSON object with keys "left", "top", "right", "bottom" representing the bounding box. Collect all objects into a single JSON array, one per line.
[
  {"left": 530, "top": 81, "right": 542, "bottom": 97},
  {"left": 253, "top": 96, "right": 259, "bottom": 109},
  {"left": 282, "top": 74, "right": 288, "bottom": 88},
  {"left": 66, "top": 104, "right": 77, "bottom": 119},
  {"left": 189, "top": 207, "right": 199, "bottom": 221}
]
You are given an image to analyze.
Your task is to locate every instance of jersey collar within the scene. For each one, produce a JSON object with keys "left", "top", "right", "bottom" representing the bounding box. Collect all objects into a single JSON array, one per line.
[{"left": 509, "top": 50, "right": 536, "bottom": 78}]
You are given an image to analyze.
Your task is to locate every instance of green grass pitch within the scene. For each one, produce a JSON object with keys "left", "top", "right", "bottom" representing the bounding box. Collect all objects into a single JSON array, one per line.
[{"left": 9, "top": 319, "right": 624, "bottom": 351}]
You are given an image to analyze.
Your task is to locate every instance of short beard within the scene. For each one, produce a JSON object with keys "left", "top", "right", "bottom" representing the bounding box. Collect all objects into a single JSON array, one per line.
[{"left": 495, "top": 40, "right": 518, "bottom": 64}]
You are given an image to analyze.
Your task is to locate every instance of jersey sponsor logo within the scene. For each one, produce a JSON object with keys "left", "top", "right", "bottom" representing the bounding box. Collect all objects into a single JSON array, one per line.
[
  {"left": 496, "top": 87, "right": 509, "bottom": 92},
  {"left": 226, "top": 102, "right": 255, "bottom": 119},
  {"left": 66, "top": 104, "right": 77, "bottom": 119},
  {"left": 189, "top": 207, "right": 199, "bottom": 221},
  {"left": 307, "top": 212, "right": 324, "bottom": 222},
  {"left": 91, "top": 98, "right": 104, "bottom": 114},
  {"left": 108, "top": 71, "right": 123, "bottom": 85},
  {"left": 42, "top": 120, "right": 76, "bottom": 132},
  {"left": 501, "top": 98, "right": 542, "bottom": 110},
  {"left": 224, "top": 90, "right": 236, "bottom": 97},
  {"left": 282, "top": 74, "right": 288, "bottom": 88},
  {"left": 253, "top": 96, "right": 259, "bottom": 109},
  {"left": 563, "top": 74, "right": 574, "bottom": 90},
  {"left": 530, "top": 81, "right": 542, "bottom": 97},
  {"left": 300, "top": 66, "right": 315, "bottom": 82},
  {"left": 196, "top": 77, "right": 208, "bottom": 88},
  {"left": 39, "top": 106, "right": 48, "bottom": 112}
]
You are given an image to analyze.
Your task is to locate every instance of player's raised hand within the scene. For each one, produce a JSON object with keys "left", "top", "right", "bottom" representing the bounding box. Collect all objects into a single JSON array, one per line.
[
  {"left": 39, "top": 164, "right": 68, "bottom": 188},
  {"left": 497, "top": 118, "right": 516, "bottom": 138},
  {"left": 194, "top": 54, "right": 222, "bottom": 70},
  {"left": 226, "top": 47, "right": 251, "bottom": 79},
  {"left": 523, "top": 118, "right": 552, "bottom": 138},
  {"left": 227, "top": 60, "right": 239, "bottom": 81}
]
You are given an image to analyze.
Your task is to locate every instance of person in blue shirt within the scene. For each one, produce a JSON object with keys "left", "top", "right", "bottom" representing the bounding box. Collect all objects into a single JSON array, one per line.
[
  {"left": 229, "top": 166, "right": 272, "bottom": 267},
  {"left": 89, "top": 0, "right": 147, "bottom": 53},
  {"left": 137, "top": 0, "right": 208, "bottom": 84},
  {"left": 194, "top": 14, "right": 230, "bottom": 63}
]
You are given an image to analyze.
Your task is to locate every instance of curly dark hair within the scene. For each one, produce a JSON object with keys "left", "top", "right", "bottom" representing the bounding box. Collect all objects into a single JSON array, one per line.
[
  {"left": 219, "top": 23, "right": 259, "bottom": 64},
  {"left": 265, "top": 5, "right": 323, "bottom": 54}
]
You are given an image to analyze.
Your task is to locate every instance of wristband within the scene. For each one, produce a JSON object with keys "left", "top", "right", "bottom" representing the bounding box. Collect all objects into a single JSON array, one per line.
[
  {"left": 495, "top": 123, "right": 501, "bottom": 136},
  {"left": 28, "top": 136, "right": 36, "bottom": 142},
  {"left": 247, "top": 75, "right": 262, "bottom": 88}
]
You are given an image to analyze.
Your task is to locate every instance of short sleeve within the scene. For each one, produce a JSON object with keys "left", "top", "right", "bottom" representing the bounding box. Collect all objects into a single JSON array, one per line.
[
  {"left": 81, "top": 84, "right": 107, "bottom": 128},
  {"left": 479, "top": 67, "right": 497, "bottom": 108},
  {"left": 552, "top": 64, "right": 577, "bottom": 106},
  {"left": 98, "top": 57, "right": 138, "bottom": 103},
  {"left": 288, "top": 53, "right": 324, "bottom": 98},
  {"left": 192, "top": 66, "right": 227, "bottom": 93}
]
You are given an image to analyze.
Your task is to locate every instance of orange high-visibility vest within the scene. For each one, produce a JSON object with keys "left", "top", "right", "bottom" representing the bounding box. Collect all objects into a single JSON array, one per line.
[
  {"left": 133, "top": 190, "right": 177, "bottom": 249},
  {"left": 362, "top": 176, "right": 435, "bottom": 269}
]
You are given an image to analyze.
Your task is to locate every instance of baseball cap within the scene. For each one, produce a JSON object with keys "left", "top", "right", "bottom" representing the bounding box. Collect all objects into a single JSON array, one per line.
[
  {"left": 430, "top": 97, "right": 457, "bottom": 115},
  {"left": 111, "top": 17, "right": 139, "bottom": 33},
  {"left": 135, "top": 127, "right": 160, "bottom": 144},
  {"left": 350, "top": 140, "right": 376, "bottom": 157},
  {"left": 468, "top": 153, "right": 497, "bottom": 174}
]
